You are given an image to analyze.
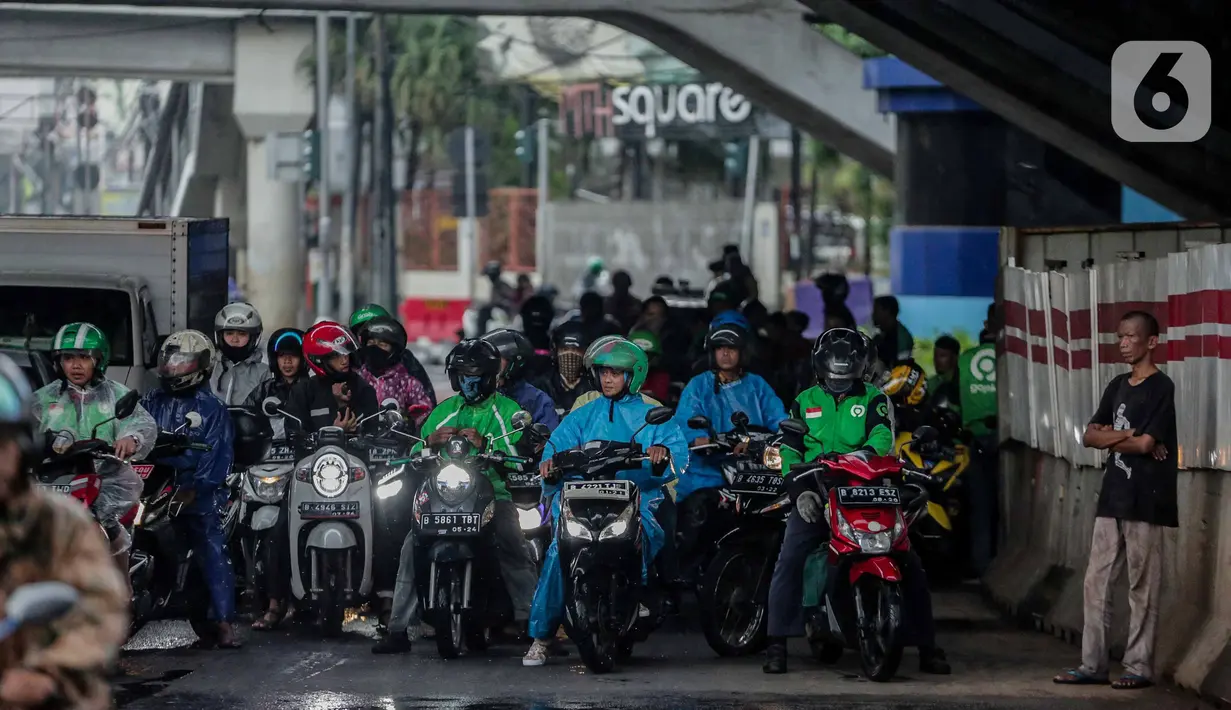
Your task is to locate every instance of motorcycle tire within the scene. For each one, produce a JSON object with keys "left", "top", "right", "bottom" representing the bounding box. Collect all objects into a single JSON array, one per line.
[
  {"left": 318, "top": 551, "right": 345, "bottom": 638},
  {"left": 567, "top": 581, "right": 616, "bottom": 674},
  {"left": 434, "top": 565, "right": 465, "bottom": 659},
  {"left": 698, "top": 546, "right": 769, "bottom": 657},
  {"left": 853, "top": 577, "right": 904, "bottom": 682}
]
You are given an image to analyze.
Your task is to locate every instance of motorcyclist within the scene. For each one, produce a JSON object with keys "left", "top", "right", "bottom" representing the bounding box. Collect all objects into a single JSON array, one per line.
[
  {"left": 762, "top": 328, "right": 950, "bottom": 675},
  {"left": 673, "top": 322, "right": 787, "bottom": 578},
  {"left": 210, "top": 302, "right": 271, "bottom": 406},
  {"left": 571, "top": 255, "right": 610, "bottom": 301},
  {"left": 576, "top": 291, "right": 623, "bottom": 344},
  {"left": 522, "top": 337, "right": 689, "bottom": 666},
  {"left": 139, "top": 330, "right": 242, "bottom": 649},
  {"left": 284, "top": 322, "right": 378, "bottom": 433},
  {"left": 878, "top": 361, "right": 931, "bottom": 440},
  {"left": 0, "top": 353, "right": 129, "bottom": 710},
  {"left": 356, "top": 316, "right": 432, "bottom": 426},
  {"left": 871, "top": 295, "right": 915, "bottom": 371},
  {"left": 477, "top": 261, "right": 519, "bottom": 335},
  {"left": 628, "top": 330, "right": 672, "bottom": 404},
  {"left": 373, "top": 339, "right": 538, "bottom": 654},
  {"left": 532, "top": 322, "right": 594, "bottom": 412},
  {"left": 243, "top": 328, "right": 310, "bottom": 440},
  {"left": 481, "top": 329, "right": 560, "bottom": 432},
  {"left": 31, "top": 322, "right": 156, "bottom": 594},
  {"left": 350, "top": 303, "right": 437, "bottom": 407},
  {"left": 605, "top": 270, "right": 641, "bottom": 332},
  {"left": 519, "top": 295, "right": 557, "bottom": 379},
  {"left": 928, "top": 335, "right": 962, "bottom": 408}
]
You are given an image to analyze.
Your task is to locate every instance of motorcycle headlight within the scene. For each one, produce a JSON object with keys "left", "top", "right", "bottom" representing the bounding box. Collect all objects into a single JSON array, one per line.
[
  {"left": 517, "top": 505, "right": 542, "bottom": 531},
  {"left": 564, "top": 518, "right": 593, "bottom": 541},
  {"left": 854, "top": 529, "right": 894, "bottom": 555},
  {"left": 762, "top": 445, "right": 782, "bottom": 471},
  {"left": 312, "top": 453, "right": 349, "bottom": 499},
  {"left": 248, "top": 472, "right": 291, "bottom": 504},
  {"left": 435, "top": 464, "right": 474, "bottom": 505},
  {"left": 599, "top": 504, "right": 636, "bottom": 541}
]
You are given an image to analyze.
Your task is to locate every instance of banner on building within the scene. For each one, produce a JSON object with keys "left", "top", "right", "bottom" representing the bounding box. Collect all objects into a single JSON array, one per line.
[{"left": 559, "top": 81, "right": 758, "bottom": 140}]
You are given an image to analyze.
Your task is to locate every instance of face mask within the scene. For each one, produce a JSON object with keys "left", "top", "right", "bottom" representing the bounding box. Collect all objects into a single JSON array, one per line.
[
  {"left": 824, "top": 377, "right": 853, "bottom": 394},
  {"left": 459, "top": 375, "right": 485, "bottom": 400},
  {"left": 557, "top": 351, "right": 583, "bottom": 381},
  {"left": 363, "top": 344, "right": 396, "bottom": 372}
]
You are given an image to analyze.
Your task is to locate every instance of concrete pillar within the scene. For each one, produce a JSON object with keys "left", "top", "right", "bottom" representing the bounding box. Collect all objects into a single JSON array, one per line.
[
  {"left": 215, "top": 175, "right": 247, "bottom": 292},
  {"left": 243, "top": 139, "right": 300, "bottom": 330}
]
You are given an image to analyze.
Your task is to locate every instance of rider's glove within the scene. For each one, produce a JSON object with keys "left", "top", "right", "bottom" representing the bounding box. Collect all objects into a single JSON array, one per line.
[{"left": 796, "top": 490, "right": 823, "bottom": 524}]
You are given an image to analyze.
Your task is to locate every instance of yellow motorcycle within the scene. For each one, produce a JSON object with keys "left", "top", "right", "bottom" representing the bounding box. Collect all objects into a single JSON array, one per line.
[{"left": 894, "top": 429, "right": 970, "bottom": 580}]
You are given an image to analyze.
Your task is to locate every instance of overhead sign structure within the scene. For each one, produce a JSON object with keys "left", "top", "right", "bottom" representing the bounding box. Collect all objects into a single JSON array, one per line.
[{"left": 560, "top": 81, "right": 757, "bottom": 140}]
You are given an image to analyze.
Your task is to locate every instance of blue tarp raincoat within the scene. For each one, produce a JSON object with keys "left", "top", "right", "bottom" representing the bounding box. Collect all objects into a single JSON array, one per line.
[
  {"left": 140, "top": 388, "right": 238, "bottom": 622},
  {"left": 672, "top": 371, "right": 787, "bottom": 502},
  {"left": 527, "top": 392, "right": 688, "bottom": 639},
  {"left": 502, "top": 379, "right": 561, "bottom": 432}
]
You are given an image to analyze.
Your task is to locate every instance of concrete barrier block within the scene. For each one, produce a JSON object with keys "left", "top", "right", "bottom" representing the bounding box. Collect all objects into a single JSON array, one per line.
[
  {"left": 1156, "top": 471, "right": 1218, "bottom": 676},
  {"left": 1174, "top": 473, "right": 1231, "bottom": 692}
]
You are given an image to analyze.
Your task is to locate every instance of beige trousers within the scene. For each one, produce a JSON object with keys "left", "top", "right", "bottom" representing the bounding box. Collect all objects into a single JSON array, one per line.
[{"left": 1080, "top": 516, "right": 1164, "bottom": 680}]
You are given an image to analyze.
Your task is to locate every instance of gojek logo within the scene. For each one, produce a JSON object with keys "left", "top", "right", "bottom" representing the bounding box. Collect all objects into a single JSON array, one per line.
[{"left": 969, "top": 348, "right": 997, "bottom": 394}]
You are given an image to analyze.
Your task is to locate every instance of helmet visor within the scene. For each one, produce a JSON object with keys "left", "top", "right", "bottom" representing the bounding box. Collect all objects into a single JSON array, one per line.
[{"left": 158, "top": 350, "right": 203, "bottom": 378}]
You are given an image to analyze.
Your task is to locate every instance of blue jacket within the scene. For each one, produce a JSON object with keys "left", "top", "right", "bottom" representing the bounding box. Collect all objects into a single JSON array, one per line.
[
  {"left": 672, "top": 371, "right": 787, "bottom": 501},
  {"left": 503, "top": 379, "right": 561, "bottom": 432},
  {"left": 140, "top": 388, "right": 236, "bottom": 514},
  {"left": 543, "top": 392, "right": 689, "bottom": 497}
]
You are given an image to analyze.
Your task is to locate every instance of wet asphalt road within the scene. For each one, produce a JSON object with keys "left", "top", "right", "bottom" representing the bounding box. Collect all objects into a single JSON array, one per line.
[{"left": 111, "top": 592, "right": 1208, "bottom": 710}]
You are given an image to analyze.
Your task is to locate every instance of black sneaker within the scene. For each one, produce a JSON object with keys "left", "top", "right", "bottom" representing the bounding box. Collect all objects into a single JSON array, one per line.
[
  {"left": 763, "top": 642, "right": 788, "bottom": 674},
  {"left": 372, "top": 633, "right": 412, "bottom": 655},
  {"left": 919, "top": 646, "right": 951, "bottom": 675}
]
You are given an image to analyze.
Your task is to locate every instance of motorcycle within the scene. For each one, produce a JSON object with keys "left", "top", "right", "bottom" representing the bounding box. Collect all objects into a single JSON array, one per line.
[
  {"left": 506, "top": 421, "right": 553, "bottom": 566},
  {"left": 370, "top": 403, "right": 429, "bottom": 617},
  {"left": 398, "top": 411, "right": 533, "bottom": 658},
  {"left": 546, "top": 406, "right": 676, "bottom": 673},
  {"left": 788, "top": 420, "right": 939, "bottom": 682},
  {"left": 895, "top": 425, "right": 971, "bottom": 581},
  {"left": 237, "top": 434, "right": 296, "bottom": 613},
  {"left": 261, "top": 395, "right": 402, "bottom": 637},
  {"left": 684, "top": 411, "right": 791, "bottom": 657}
]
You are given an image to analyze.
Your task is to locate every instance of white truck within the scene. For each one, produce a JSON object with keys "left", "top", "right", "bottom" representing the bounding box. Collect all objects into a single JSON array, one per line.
[{"left": 0, "top": 216, "right": 229, "bottom": 392}]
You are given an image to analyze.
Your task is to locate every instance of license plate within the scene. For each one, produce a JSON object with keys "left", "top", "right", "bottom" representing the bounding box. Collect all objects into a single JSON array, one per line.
[
  {"left": 419, "top": 512, "right": 481, "bottom": 534},
  {"left": 298, "top": 500, "right": 361, "bottom": 519},
  {"left": 562, "top": 480, "right": 632, "bottom": 501},
  {"left": 506, "top": 470, "right": 539, "bottom": 489},
  {"left": 267, "top": 444, "right": 295, "bottom": 462},
  {"left": 369, "top": 446, "right": 398, "bottom": 463},
  {"left": 729, "top": 472, "right": 781, "bottom": 495},
  {"left": 38, "top": 484, "right": 72, "bottom": 494},
  {"left": 836, "top": 486, "right": 901, "bottom": 507}
]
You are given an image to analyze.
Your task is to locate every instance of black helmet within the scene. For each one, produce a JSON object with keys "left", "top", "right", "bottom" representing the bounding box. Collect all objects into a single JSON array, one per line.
[
  {"left": 358, "top": 316, "right": 407, "bottom": 373},
  {"left": 266, "top": 327, "right": 306, "bottom": 376},
  {"left": 446, "top": 339, "right": 501, "bottom": 404},
  {"left": 551, "top": 321, "right": 589, "bottom": 351},
  {"left": 519, "top": 295, "right": 554, "bottom": 335},
  {"left": 481, "top": 328, "right": 533, "bottom": 384},
  {"left": 230, "top": 407, "right": 273, "bottom": 469},
  {"left": 812, "top": 328, "right": 869, "bottom": 388},
  {"left": 482, "top": 261, "right": 502, "bottom": 279},
  {"left": 706, "top": 323, "right": 747, "bottom": 360},
  {"left": 815, "top": 273, "right": 850, "bottom": 307},
  {"left": 929, "top": 392, "right": 963, "bottom": 442}
]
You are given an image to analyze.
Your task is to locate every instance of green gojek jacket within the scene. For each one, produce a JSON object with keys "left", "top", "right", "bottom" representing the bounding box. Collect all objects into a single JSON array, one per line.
[
  {"left": 411, "top": 392, "right": 524, "bottom": 501},
  {"left": 779, "top": 382, "right": 895, "bottom": 473}
]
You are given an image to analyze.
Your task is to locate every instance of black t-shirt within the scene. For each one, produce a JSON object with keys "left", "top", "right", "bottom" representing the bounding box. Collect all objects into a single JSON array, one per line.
[{"left": 1090, "top": 371, "right": 1178, "bottom": 527}]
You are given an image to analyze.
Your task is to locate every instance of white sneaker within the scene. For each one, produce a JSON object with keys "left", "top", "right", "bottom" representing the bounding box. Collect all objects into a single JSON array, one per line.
[
  {"left": 522, "top": 639, "right": 550, "bottom": 667},
  {"left": 638, "top": 604, "right": 651, "bottom": 618}
]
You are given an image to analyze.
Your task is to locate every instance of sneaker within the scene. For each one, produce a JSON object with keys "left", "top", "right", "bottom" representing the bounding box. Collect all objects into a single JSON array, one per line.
[
  {"left": 637, "top": 604, "right": 651, "bottom": 618},
  {"left": 523, "top": 639, "right": 551, "bottom": 667}
]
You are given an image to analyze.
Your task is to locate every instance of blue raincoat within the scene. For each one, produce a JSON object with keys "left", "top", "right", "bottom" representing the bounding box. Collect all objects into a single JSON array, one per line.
[
  {"left": 502, "top": 379, "right": 561, "bottom": 432},
  {"left": 672, "top": 371, "right": 787, "bottom": 502},
  {"left": 140, "top": 388, "right": 238, "bottom": 622},
  {"left": 528, "top": 392, "right": 689, "bottom": 639}
]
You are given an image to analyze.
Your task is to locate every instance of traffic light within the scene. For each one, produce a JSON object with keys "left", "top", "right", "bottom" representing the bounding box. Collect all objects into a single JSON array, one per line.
[
  {"left": 514, "top": 126, "right": 536, "bottom": 165},
  {"left": 723, "top": 139, "right": 748, "bottom": 180},
  {"left": 302, "top": 129, "right": 320, "bottom": 182}
]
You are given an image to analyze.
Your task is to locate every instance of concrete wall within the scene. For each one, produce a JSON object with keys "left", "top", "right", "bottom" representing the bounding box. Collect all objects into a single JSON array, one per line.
[{"left": 984, "top": 444, "right": 1231, "bottom": 702}]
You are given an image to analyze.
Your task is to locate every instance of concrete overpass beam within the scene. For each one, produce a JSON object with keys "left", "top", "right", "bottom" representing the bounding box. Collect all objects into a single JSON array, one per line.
[{"left": 233, "top": 19, "right": 314, "bottom": 330}]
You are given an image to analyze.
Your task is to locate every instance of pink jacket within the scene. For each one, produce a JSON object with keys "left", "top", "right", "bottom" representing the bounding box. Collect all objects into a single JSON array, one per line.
[{"left": 359, "top": 364, "right": 432, "bottom": 423}]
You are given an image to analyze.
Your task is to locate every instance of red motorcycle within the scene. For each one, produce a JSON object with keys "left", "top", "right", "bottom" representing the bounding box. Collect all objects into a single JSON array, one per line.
[{"left": 781, "top": 420, "right": 939, "bottom": 682}]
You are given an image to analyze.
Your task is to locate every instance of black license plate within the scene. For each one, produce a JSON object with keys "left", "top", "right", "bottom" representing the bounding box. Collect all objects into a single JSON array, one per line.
[
  {"left": 369, "top": 446, "right": 398, "bottom": 463},
  {"left": 506, "top": 470, "right": 539, "bottom": 489},
  {"left": 419, "top": 512, "right": 481, "bottom": 534},
  {"left": 267, "top": 444, "right": 295, "bottom": 462},
  {"left": 729, "top": 472, "right": 781, "bottom": 495},
  {"left": 298, "top": 500, "right": 361, "bottom": 519},
  {"left": 562, "top": 480, "right": 632, "bottom": 501},
  {"left": 38, "top": 483, "right": 72, "bottom": 495},
  {"left": 835, "top": 486, "right": 901, "bottom": 507}
]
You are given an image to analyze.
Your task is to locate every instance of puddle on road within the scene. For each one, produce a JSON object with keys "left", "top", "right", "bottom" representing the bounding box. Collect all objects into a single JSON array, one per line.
[{"left": 113, "top": 669, "right": 193, "bottom": 707}]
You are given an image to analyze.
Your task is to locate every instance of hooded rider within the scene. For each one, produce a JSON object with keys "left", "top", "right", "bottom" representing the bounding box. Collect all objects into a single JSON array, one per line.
[
  {"left": 350, "top": 304, "right": 437, "bottom": 407},
  {"left": 284, "top": 322, "right": 378, "bottom": 434},
  {"left": 532, "top": 322, "right": 594, "bottom": 413},
  {"left": 673, "top": 322, "right": 787, "bottom": 578},
  {"left": 522, "top": 337, "right": 689, "bottom": 666},
  {"left": 762, "top": 328, "right": 949, "bottom": 675},
  {"left": 355, "top": 316, "right": 433, "bottom": 426},
  {"left": 373, "top": 339, "right": 538, "bottom": 654},
  {"left": 518, "top": 295, "right": 556, "bottom": 379},
  {"left": 140, "top": 330, "right": 241, "bottom": 649},
  {"left": 31, "top": 322, "right": 156, "bottom": 593},
  {"left": 210, "top": 302, "right": 272, "bottom": 407},
  {"left": 481, "top": 329, "right": 560, "bottom": 432},
  {"left": 243, "top": 328, "right": 310, "bottom": 440}
]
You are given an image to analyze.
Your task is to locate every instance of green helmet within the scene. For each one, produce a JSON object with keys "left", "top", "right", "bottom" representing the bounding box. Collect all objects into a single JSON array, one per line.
[
  {"left": 628, "top": 329, "right": 661, "bottom": 357},
  {"left": 587, "top": 337, "right": 648, "bottom": 395},
  {"left": 349, "top": 303, "right": 391, "bottom": 334},
  {"left": 51, "top": 322, "right": 111, "bottom": 375}
]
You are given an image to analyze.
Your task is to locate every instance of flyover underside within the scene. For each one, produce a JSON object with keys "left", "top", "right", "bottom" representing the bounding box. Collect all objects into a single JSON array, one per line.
[{"left": 810, "top": 0, "right": 1231, "bottom": 219}]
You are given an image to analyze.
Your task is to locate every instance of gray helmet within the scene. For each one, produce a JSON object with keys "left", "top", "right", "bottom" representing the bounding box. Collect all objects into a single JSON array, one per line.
[{"left": 214, "top": 302, "right": 263, "bottom": 362}]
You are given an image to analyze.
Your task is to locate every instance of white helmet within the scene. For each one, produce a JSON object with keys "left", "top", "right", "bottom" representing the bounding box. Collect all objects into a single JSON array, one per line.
[
  {"left": 214, "top": 302, "right": 263, "bottom": 362},
  {"left": 158, "top": 329, "right": 217, "bottom": 393}
]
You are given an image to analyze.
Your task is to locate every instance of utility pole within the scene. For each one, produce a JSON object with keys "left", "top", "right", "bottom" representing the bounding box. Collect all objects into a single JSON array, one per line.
[
  {"left": 339, "top": 13, "right": 357, "bottom": 317},
  {"left": 314, "top": 13, "right": 334, "bottom": 322},
  {"left": 740, "top": 136, "right": 760, "bottom": 261},
  {"left": 534, "top": 117, "right": 548, "bottom": 283},
  {"left": 461, "top": 124, "right": 477, "bottom": 303},
  {"left": 378, "top": 16, "right": 397, "bottom": 310},
  {"left": 789, "top": 127, "right": 802, "bottom": 279}
]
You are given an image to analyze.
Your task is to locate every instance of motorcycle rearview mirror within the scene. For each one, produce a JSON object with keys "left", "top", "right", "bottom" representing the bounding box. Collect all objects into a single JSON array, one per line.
[
  {"left": 510, "top": 410, "right": 533, "bottom": 431},
  {"left": 113, "top": 390, "right": 140, "bottom": 420},
  {"left": 261, "top": 397, "right": 282, "bottom": 418},
  {"left": 912, "top": 425, "right": 939, "bottom": 446},
  {"left": 644, "top": 406, "right": 674, "bottom": 426},
  {"left": 185, "top": 412, "right": 203, "bottom": 430},
  {"left": 380, "top": 398, "right": 400, "bottom": 412},
  {"left": 730, "top": 411, "right": 750, "bottom": 429},
  {"left": 686, "top": 415, "right": 712, "bottom": 431},
  {"left": 779, "top": 419, "right": 809, "bottom": 437},
  {"left": 530, "top": 422, "right": 551, "bottom": 441},
  {"left": 4, "top": 582, "right": 78, "bottom": 630}
]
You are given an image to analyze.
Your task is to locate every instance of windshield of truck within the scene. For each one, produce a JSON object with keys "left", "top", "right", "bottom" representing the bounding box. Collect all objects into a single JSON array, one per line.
[{"left": 0, "top": 286, "right": 133, "bottom": 367}]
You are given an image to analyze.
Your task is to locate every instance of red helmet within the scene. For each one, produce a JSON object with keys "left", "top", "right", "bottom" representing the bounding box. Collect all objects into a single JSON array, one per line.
[{"left": 303, "top": 321, "right": 359, "bottom": 381}]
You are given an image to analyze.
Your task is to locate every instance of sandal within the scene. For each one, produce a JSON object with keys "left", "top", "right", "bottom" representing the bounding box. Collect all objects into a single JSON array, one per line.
[
  {"left": 1112, "top": 674, "right": 1153, "bottom": 690},
  {"left": 1053, "top": 668, "right": 1109, "bottom": 685},
  {"left": 251, "top": 610, "right": 282, "bottom": 632}
]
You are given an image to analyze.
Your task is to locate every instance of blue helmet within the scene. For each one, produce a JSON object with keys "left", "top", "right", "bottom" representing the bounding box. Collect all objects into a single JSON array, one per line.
[{"left": 710, "top": 311, "right": 750, "bottom": 330}]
